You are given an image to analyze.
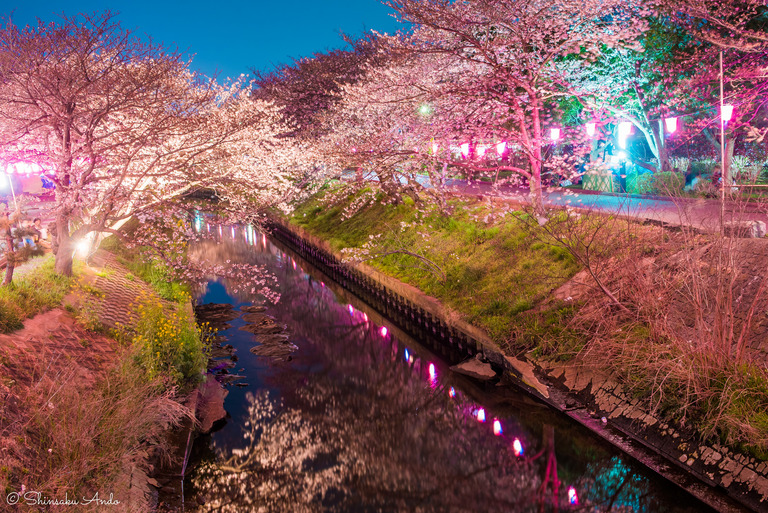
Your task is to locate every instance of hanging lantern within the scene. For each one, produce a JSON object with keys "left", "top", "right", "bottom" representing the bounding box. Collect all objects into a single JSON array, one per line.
[
  {"left": 664, "top": 117, "right": 678, "bottom": 134},
  {"left": 550, "top": 128, "right": 561, "bottom": 141},
  {"left": 493, "top": 419, "right": 502, "bottom": 435},
  {"left": 585, "top": 122, "right": 596, "bottom": 138},
  {"left": 722, "top": 104, "right": 734, "bottom": 122},
  {"left": 496, "top": 141, "right": 507, "bottom": 155},
  {"left": 460, "top": 142, "right": 470, "bottom": 157}
]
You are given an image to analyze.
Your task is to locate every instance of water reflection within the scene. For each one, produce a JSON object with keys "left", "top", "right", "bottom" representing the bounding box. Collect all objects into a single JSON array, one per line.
[{"left": 184, "top": 224, "right": 711, "bottom": 513}]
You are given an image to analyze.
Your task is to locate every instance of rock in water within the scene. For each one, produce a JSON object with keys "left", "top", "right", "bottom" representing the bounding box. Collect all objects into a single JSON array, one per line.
[
  {"left": 195, "top": 303, "right": 242, "bottom": 322},
  {"left": 450, "top": 358, "right": 497, "bottom": 381},
  {"left": 256, "top": 333, "right": 290, "bottom": 345},
  {"left": 197, "top": 375, "right": 228, "bottom": 434},
  {"left": 250, "top": 343, "right": 298, "bottom": 358},
  {"left": 241, "top": 305, "right": 267, "bottom": 313}
]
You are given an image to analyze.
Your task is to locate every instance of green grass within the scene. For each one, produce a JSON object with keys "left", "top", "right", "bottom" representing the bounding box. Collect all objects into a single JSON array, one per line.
[
  {"left": 0, "top": 256, "right": 72, "bottom": 333},
  {"left": 100, "top": 234, "right": 190, "bottom": 303},
  {"left": 292, "top": 188, "right": 581, "bottom": 347}
]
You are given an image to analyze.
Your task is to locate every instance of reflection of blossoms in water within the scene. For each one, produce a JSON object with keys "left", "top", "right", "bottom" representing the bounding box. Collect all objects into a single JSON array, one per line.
[
  {"left": 188, "top": 236, "right": 282, "bottom": 304},
  {"left": 191, "top": 391, "right": 357, "bottom": 513},
  {"left": 191, "top": 373, "right": 542, "bottom": 513}
]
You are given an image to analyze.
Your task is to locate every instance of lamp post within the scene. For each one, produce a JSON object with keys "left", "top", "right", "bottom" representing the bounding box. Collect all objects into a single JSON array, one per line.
[{"left": 1, "top": 164, "right": 19, "bottom": 214}]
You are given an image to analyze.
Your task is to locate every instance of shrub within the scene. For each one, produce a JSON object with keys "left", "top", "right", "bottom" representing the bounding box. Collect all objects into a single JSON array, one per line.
[{"left": 128, "top": 296, "right": 205, "bottom": 389}]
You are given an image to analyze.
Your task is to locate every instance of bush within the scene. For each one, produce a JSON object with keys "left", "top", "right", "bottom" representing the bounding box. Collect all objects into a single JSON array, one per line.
[
  {"left": 626, "top": 171, "right": 684, "bottom": 195},
  {"left": 128, "top": 295, "right": 205, "bottom": 389}
]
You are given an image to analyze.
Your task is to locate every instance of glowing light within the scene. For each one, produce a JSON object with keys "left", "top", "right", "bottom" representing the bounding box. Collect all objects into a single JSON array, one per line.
[
  {"left": 351, "top": 147, "right": 357, "bottom": 153},
  {"left": 568, "top": 486, "right": 579, "bottom": 505},
  {"left": 512, "top": 438, "right": 524, "bottom": 457},
  {"left": 292, "top": 260, "right": 296, "bottom": 270},
  {"left": 363, "top": 312, "right": 368, "bottom": 322},
  {"left": 476, "top": 144, "right": 488, "bottom": 157},
  {"left": 618, "top": 121, "right": 632, "bottom": 148},
  {"left": 404, "top": 349, "right": 410, "bottom": 361},
  {"left": 664, "top": 117, "right": 678, "bottom": 134},
  {"left": 348, "top": 304, "right": 354, "bottom": 315},
  {"left": 12, "top": 162, "right": 41, "bottom": 175},
  {"left": 431, "top": 142, "right": 439, "bottom": 154},
  {"left": 550, "top": 128, "right": 561, "bottom": 141},
  {"left": 722, "top": 104, "right": 734, "bottom": 122},
  {"left": 218, "top": 225, "right": 223, "bottom": 236},
  {"left": 0, "top": 173, "right": 7, "bottom": 189},
  {"left": 496, "top": 141, "right": 507, "bottom": 155},
  {"left": 231, "top": 226, "right": 236, "bottom": 238},
  {"left": 585, "top": 122, "right": 596, "bottom": 137},
  {"left": 460, "top": 143, "right": 470, "bottom": 157},
  {"left": 380, "top": 326, "right": 388, "bottom": 337},
  {"left": 476, "top": 408, "right": 486, "bottom": 423},
  {"left": 75, "top": 239, "right": 90, "bottom": 257},
  {"left": 492, "top": 419, "right": 502, "bottom": 435},
  {"left": 408, "top": 355, "right": 414, "bottom": 364},
  {"left": 428, "top": 363, "right": 436, "bottom": 380},
  {"left": 418, "top": 103, "right": 433, "bottom": 117},
  {"left": 449, "top": 386, "right": 456, "bottom": 398}
]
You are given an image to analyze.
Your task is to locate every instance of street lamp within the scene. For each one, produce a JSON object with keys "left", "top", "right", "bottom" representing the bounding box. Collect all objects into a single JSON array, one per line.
[{"left": 664, "top": 117, "right": 678, "bottom": 134}]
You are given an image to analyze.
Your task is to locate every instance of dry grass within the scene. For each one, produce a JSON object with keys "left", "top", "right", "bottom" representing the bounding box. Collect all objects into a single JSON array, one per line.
[
  {"left": 540, "top": 206, "right": 768, "bottom": 457},
  {"left": 0, "top": 345, "right": 193, "bottom": 510}
]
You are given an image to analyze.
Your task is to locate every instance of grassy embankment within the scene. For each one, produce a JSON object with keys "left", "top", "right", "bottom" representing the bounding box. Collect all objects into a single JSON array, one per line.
[
  {"left": 291, "top": 183, "right": 768, "bottom": 460},
  {"left": 0, "top": 241, "right": 206, "bottom": 505}
]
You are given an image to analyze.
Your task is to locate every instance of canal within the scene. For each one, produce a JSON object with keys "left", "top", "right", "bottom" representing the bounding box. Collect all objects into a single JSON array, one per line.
[{"left": 182, "top": 223, "right": 715, "bottom": 513}]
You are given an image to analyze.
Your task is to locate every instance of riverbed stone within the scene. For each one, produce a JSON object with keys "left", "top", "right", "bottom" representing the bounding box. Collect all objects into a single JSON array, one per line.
[
  {"left": 250, "top": 342, "right": 298, "bottom": 358},
  {"left": 256, "top": 333, "right": 290, "bottom": 345},
  {"left": 241, "top": 305, "right": 267, "bottom": 313},
  {"left": 450, "top": 357, "right": 496, "bottom": 381},
  {"left": 197, "top": 375, "right": 228, "bottom": 434}
]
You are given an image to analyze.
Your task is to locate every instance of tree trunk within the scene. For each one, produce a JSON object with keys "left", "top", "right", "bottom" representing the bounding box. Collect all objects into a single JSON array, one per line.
[
  {"left": 3, "top": 234, "right": 14, "bottom": 286},
  {"left": 54, "top": 215, "right": 73, "bottom": 276}
]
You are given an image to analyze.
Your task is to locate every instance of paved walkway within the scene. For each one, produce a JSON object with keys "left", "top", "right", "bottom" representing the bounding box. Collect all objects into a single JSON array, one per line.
[{"left": 442, "top": 179, "right": 768, "bottom": 233}]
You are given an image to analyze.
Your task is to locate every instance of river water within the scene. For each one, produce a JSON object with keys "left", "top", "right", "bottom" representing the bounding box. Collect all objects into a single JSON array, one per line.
[{"left": 183, "top": 224, "right": 714, "bottom": 513}]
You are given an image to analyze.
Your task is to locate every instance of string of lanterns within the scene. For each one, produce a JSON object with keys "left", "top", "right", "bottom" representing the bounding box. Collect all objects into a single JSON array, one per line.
[{"left": 419, "top": 103, "right": 735, "bottom": 159}]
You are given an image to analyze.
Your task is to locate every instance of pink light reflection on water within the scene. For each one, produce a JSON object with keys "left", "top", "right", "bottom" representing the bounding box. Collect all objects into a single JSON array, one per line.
[
  {"left": 568, "top": 486, "right": 578, "bottom": 505},
  {"left": 512, "top": 438, "right": 523, "bottom": 457}
]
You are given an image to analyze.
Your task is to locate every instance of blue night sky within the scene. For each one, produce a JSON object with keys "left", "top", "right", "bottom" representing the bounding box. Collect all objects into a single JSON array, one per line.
[{"left": 1, "top": 0, "right": 404, "bottom": 81}]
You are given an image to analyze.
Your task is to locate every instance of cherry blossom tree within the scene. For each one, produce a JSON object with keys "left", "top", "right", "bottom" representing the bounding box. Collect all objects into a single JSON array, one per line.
[
  {"left": 364, "top": 0, "right": 650, "bottom": 212},
  {"left": 0, "top": 12, "right": 303, "bottom": 276}
]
